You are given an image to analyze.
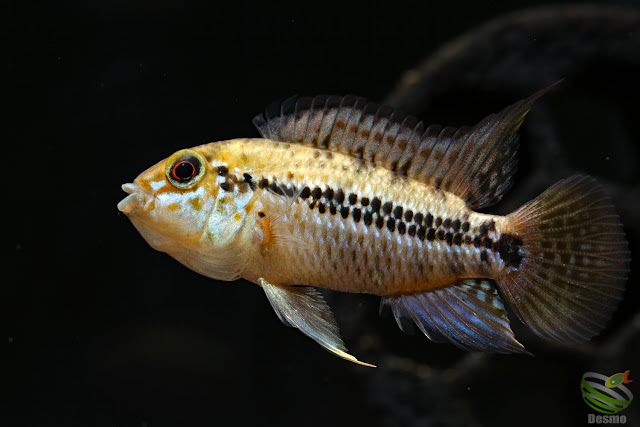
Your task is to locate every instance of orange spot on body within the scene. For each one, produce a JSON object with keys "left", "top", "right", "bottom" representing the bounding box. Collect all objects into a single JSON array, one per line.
[
  {"left": 243, "top": 196, "right": 258, "bottom": 214},
  {"left": 259, "top": 215, "right": 276, "bottom": 250},
  {"left": 189, "top": 198, "right": 203, "bottom": 211}
]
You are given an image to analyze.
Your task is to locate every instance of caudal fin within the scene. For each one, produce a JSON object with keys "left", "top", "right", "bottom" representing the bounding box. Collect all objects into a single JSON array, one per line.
[{"left": 498, "top": 175, "right": 630, "bottom": 344}]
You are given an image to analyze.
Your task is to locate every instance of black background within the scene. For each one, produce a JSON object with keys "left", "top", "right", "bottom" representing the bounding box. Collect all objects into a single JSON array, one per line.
[{"left": 7, "top": 1, "right": 640, "bottom": 426}]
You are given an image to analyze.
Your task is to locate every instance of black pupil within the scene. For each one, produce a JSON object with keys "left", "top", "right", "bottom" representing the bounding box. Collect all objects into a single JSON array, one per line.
[{"left": 172, "top": 160, "right": 197, "bottom": 182}]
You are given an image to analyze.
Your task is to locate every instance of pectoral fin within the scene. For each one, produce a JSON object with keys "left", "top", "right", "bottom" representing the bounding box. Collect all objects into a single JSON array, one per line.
[{"left": 259, "top": 278, "right": 375, "bottom": 367}]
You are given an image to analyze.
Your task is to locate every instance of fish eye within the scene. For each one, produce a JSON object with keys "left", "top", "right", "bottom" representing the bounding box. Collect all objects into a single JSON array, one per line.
[
  {"left": 171, "top": 159, "right": 198, "bottom": 182},
  {"left": 165, "top": 150, "right": 207, "bottom": 189}
]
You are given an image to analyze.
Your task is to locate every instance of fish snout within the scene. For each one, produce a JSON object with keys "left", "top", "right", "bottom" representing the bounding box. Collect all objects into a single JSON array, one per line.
[{"left": 117, "top": 182, "right": 154, "bottom": 214}]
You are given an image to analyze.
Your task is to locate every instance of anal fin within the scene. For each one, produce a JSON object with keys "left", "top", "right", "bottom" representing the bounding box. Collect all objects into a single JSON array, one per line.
[
  {"left": 260, "top": 278, "right": 375, "bottom": 367},
  {"left": 382, "top": 279, "right": 528, "bottom": 354}
]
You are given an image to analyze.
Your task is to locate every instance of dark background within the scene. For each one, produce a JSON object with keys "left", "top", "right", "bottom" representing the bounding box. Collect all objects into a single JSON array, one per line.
[{"left": 7, "top": 1, "right": 640, "bottom": 426}]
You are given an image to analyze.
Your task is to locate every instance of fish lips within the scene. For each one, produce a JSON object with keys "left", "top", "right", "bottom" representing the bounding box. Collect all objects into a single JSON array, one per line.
[{"left": 117, "top": 183, "right": 154, "bottom": 214}]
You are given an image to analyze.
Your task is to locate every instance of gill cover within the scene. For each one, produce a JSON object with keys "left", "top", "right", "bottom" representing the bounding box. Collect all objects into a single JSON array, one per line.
[{"left": 179, "top": 161, "right": 257, "bottom": 282}]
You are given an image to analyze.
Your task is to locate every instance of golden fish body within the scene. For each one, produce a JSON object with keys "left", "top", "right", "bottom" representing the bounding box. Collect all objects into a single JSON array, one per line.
[
  {"left": 119, "top": 87, "right": 629, "bottom": 366},
  {"left": 199, "top": 138, "right": 504, "bottom": 296}
]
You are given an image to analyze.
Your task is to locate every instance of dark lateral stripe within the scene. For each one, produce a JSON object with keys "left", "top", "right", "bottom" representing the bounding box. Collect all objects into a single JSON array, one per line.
[{"left": 253, "top": 177, "right": 516, "bottom": 253}]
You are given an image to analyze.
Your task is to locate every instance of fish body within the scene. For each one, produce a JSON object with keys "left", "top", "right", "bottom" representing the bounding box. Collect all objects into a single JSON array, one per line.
[
  {"left": 119, "top": 86, "right": 630, "bottom": 366},
  {"left": 605, "top": 371, "right": 633, "bottom": 388}
]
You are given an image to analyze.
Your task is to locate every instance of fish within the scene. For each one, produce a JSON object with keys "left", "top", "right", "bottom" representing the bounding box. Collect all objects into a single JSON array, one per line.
[
  {"left": 118, "top": 85, "right": 630, "bottom": 367},
  {"left": 605, "top": 371, "right": 633, "bottom": 389}
]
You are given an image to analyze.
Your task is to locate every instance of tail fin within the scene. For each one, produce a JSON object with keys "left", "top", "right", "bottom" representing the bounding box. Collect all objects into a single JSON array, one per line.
[{"left": 498, "top": 175, "right": 630, "bottom": 344}]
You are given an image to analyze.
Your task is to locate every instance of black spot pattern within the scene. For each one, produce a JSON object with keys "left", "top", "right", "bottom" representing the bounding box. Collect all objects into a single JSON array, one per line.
[
  {"left": 251, "top": 177, "right": 523, "bottom": 263},
  {"left": 453, "top": 234, "right": 462, "bottom": 245},
  {"left": 363, "top": 211, "right": 373, "bottom": 226},
  {"left": 268, "top": 181, "right": 280, "bottom": 194},
  {"left": 494, "top": 233, "right": 523, "bottom": 267},
  {"left": 425, "top": 213, "right": 433, "bottom": 227},
  {"left": 323, "top": 188, "right": 334, "bottom": 200},
  {"left": 397, "top": 222, "right": 406, "bottom": 235},
  {"left": 445, "top": 232, "right": 453, "bottom": 245},
  {"left": 426, "top": 228, "right": 435, "bottom": 241},
  {"left": 417, "top": 227, "right": 426, "bottom": 240},
  {"left": 340, "top": 206, "right": 349, "bottom": 219},
  {"left": 353, "top": 208, "right": 362, "bottom": 223},
  {"left": 387, "top": 218, "right": 396, "bottom": 232},
  {"left": 371, "top": 198, "right": 382, "bottom": 213},
  {"left": 478, "top": 220, "right": 495, "bottom": 238},
  {"left": 393, "top": 206, "right": 403, "bottom": 219},
  {"left": 242, "top": 173, "right": 255, "bottom": 190}
]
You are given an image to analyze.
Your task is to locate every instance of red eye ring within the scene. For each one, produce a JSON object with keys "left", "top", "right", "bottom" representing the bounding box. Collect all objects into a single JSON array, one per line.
[
  {"left": 171, "top": 159, "right": 197, "bottom": 182},
  {"left": 165, "top": 151, "right": 205, "bottom": 188}
]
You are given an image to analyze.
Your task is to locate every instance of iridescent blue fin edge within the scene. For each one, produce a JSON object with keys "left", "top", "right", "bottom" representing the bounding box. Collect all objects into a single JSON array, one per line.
[{"left": 381, "top": 279, "right": 528, "bottom": 354}]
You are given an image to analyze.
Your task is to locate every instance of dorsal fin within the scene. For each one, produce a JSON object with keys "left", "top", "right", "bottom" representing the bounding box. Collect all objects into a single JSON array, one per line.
[{"left": 253, "top": 83, "right": 559, "bottom": 209}]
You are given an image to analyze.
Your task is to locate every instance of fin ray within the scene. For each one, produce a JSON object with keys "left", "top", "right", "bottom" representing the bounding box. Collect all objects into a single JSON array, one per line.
[
  {"left": 382, "top": 279, "right": 527, "bottom": 353},
  {"left": 253, "top": 83, "right": 560, "bottom": 208},
  {"left": 260, "top": 279, "right": 375, "bottom": 367},
  {"left": 498, "top": 175, "right": 630, "bottom": 344}
]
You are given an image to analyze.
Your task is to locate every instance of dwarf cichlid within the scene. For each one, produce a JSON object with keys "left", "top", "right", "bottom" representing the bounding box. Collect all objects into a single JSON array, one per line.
[{"left": 118, "top": 85, "right": 630, "bottom": 367}]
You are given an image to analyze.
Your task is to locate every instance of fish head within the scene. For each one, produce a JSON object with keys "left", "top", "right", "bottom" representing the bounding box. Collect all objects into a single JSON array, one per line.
[
  {"left": 117, "top": 147, "right": 220, "bottom": 254},
  {"left": 118, "top": 143, "right": 258, "bottom": 281}
]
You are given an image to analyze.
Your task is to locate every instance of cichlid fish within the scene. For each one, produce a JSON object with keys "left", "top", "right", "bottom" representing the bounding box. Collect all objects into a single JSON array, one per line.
[{"left": 118, "top": 85, "right": 630, "bottom": 367}]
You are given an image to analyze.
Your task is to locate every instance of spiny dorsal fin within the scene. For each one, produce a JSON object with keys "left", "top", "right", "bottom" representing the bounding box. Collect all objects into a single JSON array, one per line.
[{"left": 253, "top": 83, "right": 559, "bottom": 209}]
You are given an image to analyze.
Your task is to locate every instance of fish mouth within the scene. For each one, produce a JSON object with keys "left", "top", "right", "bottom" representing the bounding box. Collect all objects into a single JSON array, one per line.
[{"left": 117, "top": 182, "right": 154, "bottom": 214}]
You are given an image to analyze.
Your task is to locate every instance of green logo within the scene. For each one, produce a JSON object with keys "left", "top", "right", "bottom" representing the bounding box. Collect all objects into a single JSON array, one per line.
[{"left": 581, "top": 371, "right": 633, "bottom": 415}]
